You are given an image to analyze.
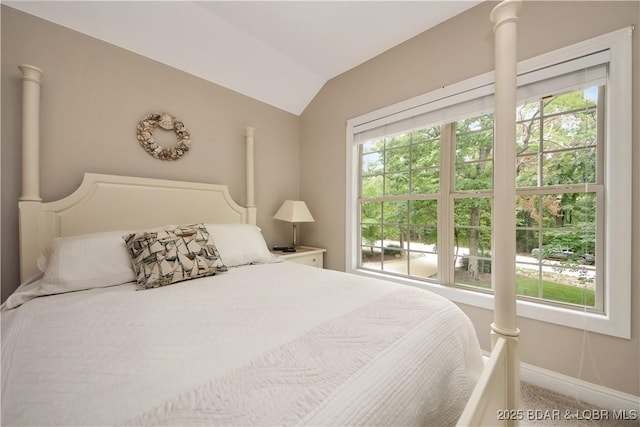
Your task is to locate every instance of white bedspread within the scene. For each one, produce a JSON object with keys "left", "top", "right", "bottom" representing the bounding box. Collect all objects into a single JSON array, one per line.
[{"left": 2, "top": 262, "right": 483, "bottom": 426}]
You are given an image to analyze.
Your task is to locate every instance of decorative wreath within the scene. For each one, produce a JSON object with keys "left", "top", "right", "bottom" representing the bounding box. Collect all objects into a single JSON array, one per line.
[{"left": 136, "top": 112, "right": 191, "bottom": 160}]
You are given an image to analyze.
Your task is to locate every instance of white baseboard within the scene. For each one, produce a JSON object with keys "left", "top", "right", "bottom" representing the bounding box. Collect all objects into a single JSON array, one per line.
[{"left": 519, "top": 359, "right": 640, "bottom": 413}]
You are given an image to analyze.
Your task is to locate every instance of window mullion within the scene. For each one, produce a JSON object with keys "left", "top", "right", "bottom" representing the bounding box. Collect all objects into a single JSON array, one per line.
[{"left": 439, "top": 123, "right": 454, "bottom": 284}]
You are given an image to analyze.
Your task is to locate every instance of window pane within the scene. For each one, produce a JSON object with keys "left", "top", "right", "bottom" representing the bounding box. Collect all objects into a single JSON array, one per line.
[
  {"left": 543, "top": 280, "right": 595, "bottom": 307},
  {"left": 566, "top": 192, "right": 596, "bottom": 228},
  {"left": 383, "top": 250, "right": 407, "bottom": 275},
  {"left": 453, "top": 228, "right": 492, "bottom": 257},
  {"left": 384, "top": 172, "right": 409, "bottom": 195},
  {"left": 362, "top": 175, "right": 383, "bottom": 197},
  {"left": 540, "top": 193, "right": 596, "bottom": 230},
  {"left": 409, "top": 226, "right": 437, "bottom": 249},
  {"left": 516, "top": 230, "right": 539, "bottom": 257},
  {"left": 362, "top": 151, "right": 383, "bottom": 175},
  {"left": 412, "top": 127, "right": 440, "bottom": 144},
  {"left": 454, "top": 194, "right": 492, "bottom": 289},
  {"left": 455, "top": 136, "right": 494, "bottom": 164},
  {"left": 516, "top": 154, "right": 538, "bottom": 187},
  {"left": 516, "top": 195, "right": 539, "bottom": 228},
  {"left": 515, "top": 263, "right": 595, "bottom": 307},
  {"left": 455, "top": 162, "right": 493, "bottom": 191},
  {"left": 411, "top": 167, "right": 439, "bottom": 194},
  {"left": 409, "top": 198, "right": 437, "bottom": 250},
  {"left": 516, "top": 117, "right": 541, "bottom": 155},
  {"left": 454, "top": 197, "right": 492, "bottom": 227},
  {"left": 409, "top": 252, "right": 438, "bottom": 280},
  {"left": 456, "top": 121, "right": 493, "bottom": 163},
  {"left": 515, "top": 268, "right": 541, "bottom": 298},
  {"left": 543, "top": 89, "right": 597, "bottom": 116},
  {"left": 385, "top": 133, "right": 411, "bottom": 149},
  {"left": 361, "top": 246, "right": 381, "bottom": 267},
  {"left": 383, "top": 201, "right": 407, "bottom": 224},
  {"left": 454, "top": 254, "right": 492, "bottom": 289},
  {"left": 382, "top": 225, "right": 402, "bottom": 248},
  {"left": 542, "top": 148, "right": 596, "bottom": 185},
  {"left": 540, "top": 230, "right": 595, "bottom": 263},
  {"left": 412, "top": 128, "right": 441, "bottom": 194},
  {"left": 545, "top": 110, "right": 597, "bottom": 149},
  {"left": 360, "top": 224, "right": 381, "bottom": 246},
  {"left": 362, "top": 139, "right": 383, "bottom": 154},
  {"left": 410, "top": 199, "right": 437, "bottom": 225},
  {"left": 411, "top": 139, "right": 440, "bottom": 169},
  {"left": 455, "top": 115, "right": 494, "bottom": 192},
  {"left": 385, "top": 145, "right": 411, "bottom": 173},
  {"left": 517, "top": 99, "right": 542, "bottom": 122},
  {"left": 361, "top": 201, "right": 381, "bottom": 223}
]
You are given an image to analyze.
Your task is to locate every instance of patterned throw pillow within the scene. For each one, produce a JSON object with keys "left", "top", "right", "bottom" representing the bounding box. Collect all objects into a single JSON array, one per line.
[{"left": 123, "top": 223, "right": 227, "bottom": 290}]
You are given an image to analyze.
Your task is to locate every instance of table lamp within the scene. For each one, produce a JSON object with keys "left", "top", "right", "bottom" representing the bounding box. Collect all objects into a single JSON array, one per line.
[{"left": 273, "top": 200, "right": 314, "bottom": 251}]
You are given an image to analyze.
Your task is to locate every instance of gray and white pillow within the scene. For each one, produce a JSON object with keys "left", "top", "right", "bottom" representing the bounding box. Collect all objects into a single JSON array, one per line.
[{"left": 123, "top": 223, "right": 227, "bottom": 290}]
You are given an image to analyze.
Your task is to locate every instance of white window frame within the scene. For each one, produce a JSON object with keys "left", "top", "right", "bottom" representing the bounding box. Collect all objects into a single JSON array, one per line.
[{"left": 345, "top": 27, "right": 633, "bottom": 338}]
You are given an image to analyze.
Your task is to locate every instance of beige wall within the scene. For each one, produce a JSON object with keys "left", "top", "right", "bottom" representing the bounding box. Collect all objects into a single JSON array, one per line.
[
  {"left": 300, "top": 1, "right": 640, "bottom": 395},
  {"left": 1, "top": 6, "right": 301, "bottom": 300}
]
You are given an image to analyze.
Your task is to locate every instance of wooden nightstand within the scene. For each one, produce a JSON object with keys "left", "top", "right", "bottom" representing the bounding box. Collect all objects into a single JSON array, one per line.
[{"left": 271, "top": 246, "right": 326, "bottom": 268}]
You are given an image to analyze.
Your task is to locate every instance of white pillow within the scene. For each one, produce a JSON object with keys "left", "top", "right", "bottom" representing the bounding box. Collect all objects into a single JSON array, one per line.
[
  {"left": 5, "top": 230, "right": 138, "bottom": 309},
  {"left": 41, "top": 231, "right": 136, "bottom": 291},
  {"left": 205, "top": 224, "right": 276, "bottom": 267}
]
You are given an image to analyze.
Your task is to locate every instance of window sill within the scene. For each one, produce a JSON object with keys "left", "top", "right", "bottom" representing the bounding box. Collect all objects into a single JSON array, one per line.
[{"left": 348, "top": 267, "right": 630, "bottom": 339}]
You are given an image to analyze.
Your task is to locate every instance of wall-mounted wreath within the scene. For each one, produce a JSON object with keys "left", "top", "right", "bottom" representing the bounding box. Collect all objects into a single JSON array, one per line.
[{"left": 136, "top": 112, "right": 191, "bottom": 160}]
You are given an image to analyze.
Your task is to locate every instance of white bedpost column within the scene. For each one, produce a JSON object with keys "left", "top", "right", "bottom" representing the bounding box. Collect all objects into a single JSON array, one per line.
[
  {"left": 19, "top": 65, "right": 44, "bottom": 202},
  {"left": 245, "top": 127, "right": 257, "bottom": 225},
  {"left": 18, "top": 64, "right": 45, "bottom": 281},
  {"left": 490, "top": 0, "right": 521, "bottom": 422}
]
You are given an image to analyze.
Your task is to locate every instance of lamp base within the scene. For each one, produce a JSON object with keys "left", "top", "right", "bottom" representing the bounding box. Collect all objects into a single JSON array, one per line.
[{"left": 273, "top": 245, "right": 296, "bottom": 252}]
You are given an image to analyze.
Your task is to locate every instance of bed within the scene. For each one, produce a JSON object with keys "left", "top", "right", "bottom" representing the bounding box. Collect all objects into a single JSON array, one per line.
[
  {"left": 4, "top": 1, "right": 522, "bottom": 426},
  {"left": 4, "top": 178, "right": 485, "bottom": 426},
  {"left": 2, "top": 240, "right": 483, "bottom": 425}
]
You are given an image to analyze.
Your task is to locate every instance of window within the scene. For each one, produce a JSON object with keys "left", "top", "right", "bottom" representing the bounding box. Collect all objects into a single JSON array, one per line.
[
  {"left": 513, "top": 88, "right": 602, "bottom": 310},
  {"left": 360, "top": 128, "right": 440, "bottom": 279},
  {"left": 347, "top": 28, "right": 632, "bottom": 338}
]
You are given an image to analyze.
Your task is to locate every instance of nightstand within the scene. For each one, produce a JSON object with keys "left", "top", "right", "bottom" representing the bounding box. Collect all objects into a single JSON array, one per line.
[{"left": 272, "top": 246, "right": 326, "bottom": 268}]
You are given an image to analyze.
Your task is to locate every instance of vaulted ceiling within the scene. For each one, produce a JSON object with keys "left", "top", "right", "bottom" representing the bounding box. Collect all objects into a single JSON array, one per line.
[{"left": 6, "top": 1, "right": 480, "bottom": 115}]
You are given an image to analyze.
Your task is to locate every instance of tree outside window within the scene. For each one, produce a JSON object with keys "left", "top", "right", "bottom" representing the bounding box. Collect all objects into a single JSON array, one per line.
[{"left": 359, "top": 86, "right": 600, "bottom": 310}]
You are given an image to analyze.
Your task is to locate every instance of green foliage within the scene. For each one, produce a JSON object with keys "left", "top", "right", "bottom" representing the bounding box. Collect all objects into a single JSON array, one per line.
[
  {"left": 455, "top": 114, "right": 494, "bottom": 191},
  {"left": 358, "top": 86, "right": 600, "bottom": 307},
  {"left": 515, "top": 276, "right": 595, "bottom": 307},
  {"left": 457, "top": 275, "right": 595, "bottom": 307}
]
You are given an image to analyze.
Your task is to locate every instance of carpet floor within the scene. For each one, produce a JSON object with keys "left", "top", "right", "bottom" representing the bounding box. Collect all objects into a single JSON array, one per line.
[{"left": 520, "top": 382, "right": 639, "bottom": 427}]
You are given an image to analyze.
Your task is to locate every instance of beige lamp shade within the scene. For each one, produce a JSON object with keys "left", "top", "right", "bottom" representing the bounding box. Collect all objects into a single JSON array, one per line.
[
  {"left": 273, "top": 200, "right": 314, "bottom": 223},
  {"left": 274, "top": 200, "right": 314, "bottom": 248}
]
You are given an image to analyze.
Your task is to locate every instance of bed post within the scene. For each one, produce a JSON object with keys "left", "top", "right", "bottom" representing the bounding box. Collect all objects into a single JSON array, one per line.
[
  {"left": 245, "top": 127, "right": 257, "bottom": 225},
  {"left": 19, "top": 65, "right": 44, "bottom": 202},
  {"left": 457, "top": 4, "right": 522, "bottom": 424},
  {"left": 18, "top": 64, "right": 45, "bottom": 281},
  {"left": 490, "top": 0, "right": 521, "bottom": 422}
]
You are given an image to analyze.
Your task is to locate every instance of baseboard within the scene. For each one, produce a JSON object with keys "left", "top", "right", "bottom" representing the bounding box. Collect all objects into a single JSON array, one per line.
[{"left": 519, "top": 359, "right": 640, "bottom": 413}]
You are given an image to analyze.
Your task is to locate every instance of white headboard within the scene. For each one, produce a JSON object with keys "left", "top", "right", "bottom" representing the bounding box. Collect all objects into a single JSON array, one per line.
[{"left": 18, "top": 65, "right": 257, "bottom": 281}]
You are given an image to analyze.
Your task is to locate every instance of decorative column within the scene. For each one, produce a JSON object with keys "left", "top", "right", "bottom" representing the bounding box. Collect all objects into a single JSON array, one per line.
[
  {"left": 490, "top": 0, "right": 522, "bottom": 421},
  {"left": 18, "top": 65, "right": 45, "bottom": 281},
  {"left": 19, "top": 65, "right": 44, "bottom": 202},
  {"left": 491, "top": 0, "right": 521, "bottom": 337},
  {"left": 245, "top": 127, "right": 257, "bottom": 225}
]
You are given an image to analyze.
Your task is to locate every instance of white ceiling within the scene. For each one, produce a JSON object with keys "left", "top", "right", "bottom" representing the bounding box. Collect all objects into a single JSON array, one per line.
[{"left": 6, "top": 1, "right": 481, "bottom": 115}]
